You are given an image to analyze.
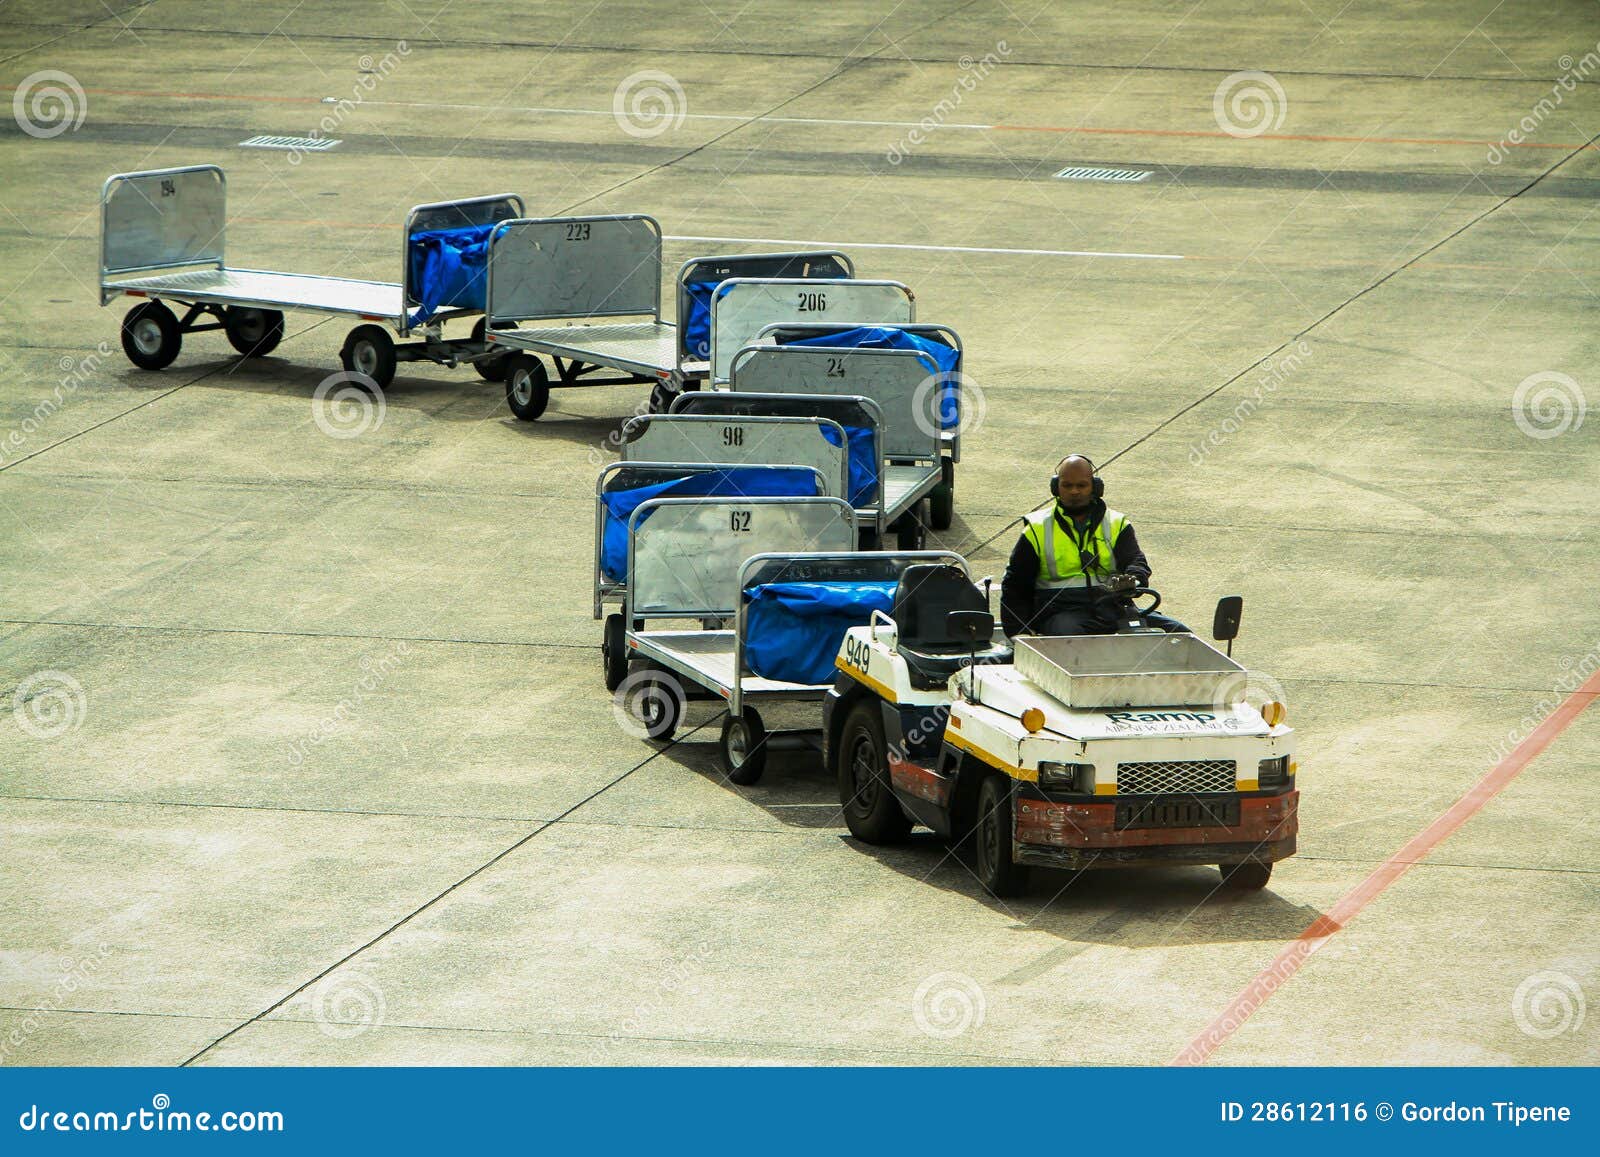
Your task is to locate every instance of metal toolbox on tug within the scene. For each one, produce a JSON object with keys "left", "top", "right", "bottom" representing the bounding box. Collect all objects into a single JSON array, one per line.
[{"left": 1011, "top": 633, "right": 1246, "bottom": 709}]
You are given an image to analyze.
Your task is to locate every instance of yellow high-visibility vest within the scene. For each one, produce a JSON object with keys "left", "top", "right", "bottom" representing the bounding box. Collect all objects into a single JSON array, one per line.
[{"left": 1022, "top": 505, "right": 1129, "bottom": 589}]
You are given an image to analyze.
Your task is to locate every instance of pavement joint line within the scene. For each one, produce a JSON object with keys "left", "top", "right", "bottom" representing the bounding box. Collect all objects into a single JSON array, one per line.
[
  {"left": 1292, "top": 855, "right": 1600, "bottom": 876},
  {"left": 176, "top": 715, "right": 719, "bottom": 1067},
  {"left": 0, "top": 793, "right": 564, "bottom": 826},
  {"left": 0, "top": 617, "right": 598, "bottom": 650},
  {"left": 0, "top": 317, "right": 333, "bottom": 475},
  {"left": 1174, "top": 671, "right": 1600, "bottom": 1065}
]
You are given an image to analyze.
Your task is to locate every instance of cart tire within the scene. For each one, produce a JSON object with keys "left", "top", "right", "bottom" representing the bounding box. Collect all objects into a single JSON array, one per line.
[
  {"left": 1219, "top": 861, "right": 1272, "bottom": 891},
  {"left": 837, "top": 701, "right": 912, "bottom": 844},
  {"left": 223, "top": 307, "right": 284, "bottom": 357},
  {"left": 504, "top": 354, "right": 550, "bottom": 421},
  {"left": 929, "top": 458, "right": 955, "bottom": 530},
  {"left": 471, "top": 317, "right": 509, "bottom": 382},
  {"left": 647, "top": 379, "right": 678, "bottom": 415},
  {"left": 120, "top": 301, "right": 182, "bottom": 370},
  {"left": 602, "top": 613, "right": 629, "bottom": 692},
  {"left": 340, "top": 324, "right": 396, "bottom": 388},
  {"left": 895, "top": 501, "right": 928, "bottom": 551},
  {"left": 627, "top": 673, "right": 683, "bottom": 742},
  {"left": 720, "top": 709, "right": 768, "bottom": 785},
  {"left": 975, "top": 774, "right": 1029, "bottom": 898}
]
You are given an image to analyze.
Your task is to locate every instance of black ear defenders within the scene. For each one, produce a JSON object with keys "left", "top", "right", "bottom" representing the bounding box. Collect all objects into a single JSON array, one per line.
[{"left": 1048, "top": 455, "right": 1105, "bottom": 499}]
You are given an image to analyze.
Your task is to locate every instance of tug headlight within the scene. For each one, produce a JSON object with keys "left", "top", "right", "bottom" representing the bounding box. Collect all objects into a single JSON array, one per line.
[
  {"left": 1257, "top": 756, "right": 1292, "bottom": 787},
  {"left": 1037, "top": 762, "right": 1092, "bottom": 792}
]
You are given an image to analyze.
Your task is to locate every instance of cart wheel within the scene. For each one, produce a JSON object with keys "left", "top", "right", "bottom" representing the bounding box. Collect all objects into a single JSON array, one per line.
[
  {"left": 1219, "top": 861, "right": 1272, "bottom": 891},
  {"left": 627, "top": 673, "right": 682, "bottom": 742},
  {"left": 340, "top": 324, "right": 396, "bottom": 388},
  {"left": 471, "top": 317, "right": 509, "bottom": 382},
  {"left": 602, "top": 613, "right": 629, "bottom": 692},
  {"left": 975, "top": 774, "right": 1029, "bottom": 898},
  {"left": 647, "top": 379, "right": 678, "bottom": 415},
  {"left": 504, "top": 354, "right": 550, "bottom": 421},
  {"left": 895, "top": 501, "right": 929, "bottom": 551},
  {"left": 837, "top": 700, "right": 911, "bottom": 844},
  {"left": 223, "top": 307, "right": 284, "bottom": 357},
  {"left": 929, "top": 458, "right": 955, "bottom": 530},
  {"left": 720, "top": 708, "right": 768, "bottom": 785},
  {"left": 120, "top": 301, "right": 182, "bottom": 370}
]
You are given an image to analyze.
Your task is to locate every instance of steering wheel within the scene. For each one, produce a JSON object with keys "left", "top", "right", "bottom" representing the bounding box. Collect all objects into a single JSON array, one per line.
[{"left": 1093, "top": 584, "right": 1162, "bottom": 615}]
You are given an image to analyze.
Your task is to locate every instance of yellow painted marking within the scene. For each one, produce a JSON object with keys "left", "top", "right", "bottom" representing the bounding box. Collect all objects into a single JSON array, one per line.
[
  {"left": 1094, "top": 783, "right": 1117, "bottom": 796},
  {"left": 1236, "top": 778, "right": 1259, "bottom": 791},
  {"left": 834, "top": 657, "right": 898, "bottom": 704}
]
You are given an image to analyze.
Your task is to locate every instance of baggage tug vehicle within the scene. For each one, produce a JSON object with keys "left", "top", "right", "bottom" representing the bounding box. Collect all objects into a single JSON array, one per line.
[{"left": 822, "top": 564, "right": 1298, "bottom": 896}]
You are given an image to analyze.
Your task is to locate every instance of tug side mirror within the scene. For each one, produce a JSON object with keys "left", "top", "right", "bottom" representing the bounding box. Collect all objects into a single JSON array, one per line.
[
  {"left": 1212, "top": 595, "right": 1243, "bottom": 656},
  {"left": 946, "top": 610, "right": 994, "bottom": 644}
]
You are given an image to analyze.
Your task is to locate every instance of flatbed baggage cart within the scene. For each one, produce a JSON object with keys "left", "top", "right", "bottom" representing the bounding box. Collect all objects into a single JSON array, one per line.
[
  {"left": 481, "top": 213, "right": 851, "bottom": 418},
  {"left": 99, "top": 165, "right": 523, "bottom": 385}
]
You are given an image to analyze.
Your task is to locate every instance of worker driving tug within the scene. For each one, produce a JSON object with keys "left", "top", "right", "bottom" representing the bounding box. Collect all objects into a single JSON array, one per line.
[{"left": 1000, "top": 454, "right": 1189, "bottom": 638}]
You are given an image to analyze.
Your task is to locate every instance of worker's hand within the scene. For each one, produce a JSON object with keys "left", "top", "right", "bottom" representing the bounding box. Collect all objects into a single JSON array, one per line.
[{"left": 1102, "top": 572, "right": 1138, "bottom": 594}]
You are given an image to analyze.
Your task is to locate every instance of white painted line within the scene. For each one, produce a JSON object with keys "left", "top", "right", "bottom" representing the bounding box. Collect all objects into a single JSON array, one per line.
[
  {"left": 664, "top": 235, "right": 1185, "bottom": 260},
  {"left": 362, "top": 99, "right": 993, "bottom": 132}
]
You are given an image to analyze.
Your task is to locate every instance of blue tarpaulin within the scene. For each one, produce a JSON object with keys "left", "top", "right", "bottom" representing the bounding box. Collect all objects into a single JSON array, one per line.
[
  {"left": 742, "top": 580, "right": 898, "bottom": 685},
  {"left": 681, "top": 280, "right": 719, "bottom": 360},
  {"left": 599, "top": 467, "right": 820, "bottom": 583},
  {"left": 408, "top": 224, "right": 500, "bottom": 325},
  {"left": 787, "top": 327, "right": 961, "bottom": 429},
  {"left": 819, "top": 423, "right": 879, "bottom": 507}
]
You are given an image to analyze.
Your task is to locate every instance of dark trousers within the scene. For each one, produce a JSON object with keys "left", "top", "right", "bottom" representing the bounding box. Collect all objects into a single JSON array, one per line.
[{"left": 1037, "top": 603, "right": 1190, "bottom": 637}]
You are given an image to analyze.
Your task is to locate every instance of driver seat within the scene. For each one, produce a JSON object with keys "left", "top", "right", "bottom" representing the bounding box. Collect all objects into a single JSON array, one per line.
[{"left": 891, "top": 564, "right": 1013, "bottom": 690}]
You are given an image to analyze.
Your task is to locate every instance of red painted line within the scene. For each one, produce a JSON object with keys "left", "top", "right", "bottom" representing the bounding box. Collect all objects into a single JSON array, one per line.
[{"left": 1174, "top": 669, "right": 1600, "bottom": 1066}]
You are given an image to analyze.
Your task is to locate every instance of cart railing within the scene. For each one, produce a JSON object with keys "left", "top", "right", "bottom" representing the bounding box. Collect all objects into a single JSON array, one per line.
[
  {"left": 625, "top": 496, "right": 856, "bottom": 619},
  {"left": 620, "top": 414, "right": 850, "bottom": 502},
  {"left": 398, "top": 192, "right": 525, "bottom": 334},
  {"left": 101, "top": 165, "right": 227, "bottom": 286},
  {"left": 751, "top": 321, "right": 965, "bottom": 461},
  {"left": 594, "top": 461, "right": 828, "bottom": 617},
  {"left": 708, "top": 278, "right": 914, "bottom": 383},
  {"left": 730, "top": 343, "right": 942, "bottom": 464},
  {"left": 485, "top": 213, "right": 664, "bottom": 327}
]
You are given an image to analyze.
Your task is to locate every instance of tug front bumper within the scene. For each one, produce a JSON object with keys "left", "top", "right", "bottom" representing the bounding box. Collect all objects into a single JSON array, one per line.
[{"left": 1013, "top": 790, "right": 1298, "bottom": 871}]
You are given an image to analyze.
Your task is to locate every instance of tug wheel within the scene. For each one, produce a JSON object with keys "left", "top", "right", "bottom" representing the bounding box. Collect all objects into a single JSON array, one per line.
[
  {"left": 974, "top": 774, "right": 1029, "bottom": 898},
  {"left": 836, "top": 701, "right": 911, "bottom": 844}
]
